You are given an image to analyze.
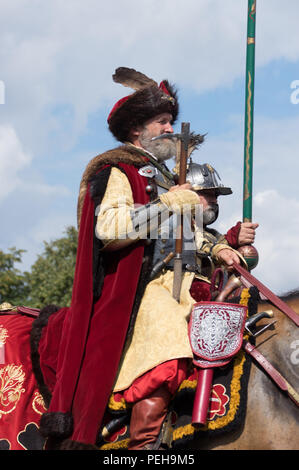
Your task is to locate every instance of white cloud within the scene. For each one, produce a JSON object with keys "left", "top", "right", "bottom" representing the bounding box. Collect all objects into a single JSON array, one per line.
[
  {"left": 196, "top": 112, "right": 299, "bottom": 294},
  {"left": 0, "top": 0, "right": 298, "bottom": 294},
  {"left": 1, "top": 0, "right": 299, "bottom": 152},
  {"left": 0, "top": 125, "right": 32, "bottom": 202},
  {"left": 252, "top": 189, "right": 299, "bottom": 295},
  {"left": 213, "top": 187, "right": 299, "bottom": 295},
  {"left": 20, "top": 181, "right": 71, "bottom": 198},
  {"left": 194, "top": 113, "right": 299, "bottom": 201},
  {"left": 257, "top": 0, "right": 299, "bottom": 64}
]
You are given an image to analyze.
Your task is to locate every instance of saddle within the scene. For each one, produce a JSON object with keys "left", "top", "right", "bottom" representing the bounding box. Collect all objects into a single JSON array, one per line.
[{"left": 0, "top": 303, "right": 40, "bottom": 317}]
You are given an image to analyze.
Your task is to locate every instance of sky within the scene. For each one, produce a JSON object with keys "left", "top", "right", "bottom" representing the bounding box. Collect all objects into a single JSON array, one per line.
[{"left": 0, "top": 0, "right": 298, "bottom": 296}]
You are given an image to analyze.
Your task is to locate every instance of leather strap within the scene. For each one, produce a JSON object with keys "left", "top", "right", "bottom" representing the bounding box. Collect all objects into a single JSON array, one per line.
[
  {"left": 244, "top": 340, "right": 299, "bottom": 407},
  {"left": 17, "top": 306, "right": 40, "bottom": 317},
  {"left": 233, "top": 262, "right": 299, "bottom": 327},
  {"left": 0, "top": 306, "right": 40, "bottom": 318}
]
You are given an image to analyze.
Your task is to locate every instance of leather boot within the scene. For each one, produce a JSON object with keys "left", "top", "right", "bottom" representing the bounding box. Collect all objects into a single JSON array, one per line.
[{"left": 128, "top": 386, "right": 172, "bottom": 450}]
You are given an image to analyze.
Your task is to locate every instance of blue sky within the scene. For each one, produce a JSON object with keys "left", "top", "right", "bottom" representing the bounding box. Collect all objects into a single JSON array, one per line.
[{"left": 0, "top": 0, "right": 299, "bottom": 295}]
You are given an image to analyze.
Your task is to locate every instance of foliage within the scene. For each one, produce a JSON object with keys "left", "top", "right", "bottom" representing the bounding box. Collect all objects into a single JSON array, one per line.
[
  {"left": 0, "top": 247, "right": 30, "bottom": 305},
  {"left": 26, "top": 226, "right": 78, "bottom": 308},
  {"left": 0, "top": 227, "right": 78, "bottom": 308}
]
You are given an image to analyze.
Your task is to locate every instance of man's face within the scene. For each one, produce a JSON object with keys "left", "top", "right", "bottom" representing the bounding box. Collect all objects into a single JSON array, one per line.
[
  {"left": 196, "top": 189, "right": 219, "bottom": 225},
  {"left": 133, "top": 113, "right": 177, "bottom": 162},
  {"left": 143, "top": 113, "right": 174, "bottom": 137}
]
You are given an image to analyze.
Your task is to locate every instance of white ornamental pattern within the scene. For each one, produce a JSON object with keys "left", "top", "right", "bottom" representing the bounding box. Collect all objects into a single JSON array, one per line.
[{"left": 190, "top": 303, "right": 247, "bottom": 361}]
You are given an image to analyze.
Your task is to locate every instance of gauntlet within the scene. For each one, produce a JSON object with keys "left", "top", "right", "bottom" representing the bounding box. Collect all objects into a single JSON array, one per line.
[{"left": 160, "top": 189, "right": 200, "bottom": 213}]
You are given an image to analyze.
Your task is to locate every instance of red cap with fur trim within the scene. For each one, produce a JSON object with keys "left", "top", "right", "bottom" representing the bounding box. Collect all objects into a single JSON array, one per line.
[{"left": 108, "top": 67, "right": 179, "bottom": 143}]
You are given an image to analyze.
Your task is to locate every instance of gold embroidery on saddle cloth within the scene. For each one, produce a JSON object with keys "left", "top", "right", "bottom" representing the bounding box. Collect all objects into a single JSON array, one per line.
[
  {"left": 0, "top": 364, "right": 25, "bottom": 417},
  {"left": 32, "top": 391, "right": 47, "bottom": 415},
  {"left": 100, "top": 290, "right": 252, "bottom": 449},
  {"left": 172, "top": 288, "right": 251, "bottom": 441},
  {"left": 107, "top": 394, "right": 128, "bottom": 412},
  {"left": 100, "top": 438, "right": 130, "bottom": 450},
  {"left": 0, "top": 302, "right": 16, "bottom": 312},
  {"left": 0, "top": 325, "right": 8, "bottom": 346}
]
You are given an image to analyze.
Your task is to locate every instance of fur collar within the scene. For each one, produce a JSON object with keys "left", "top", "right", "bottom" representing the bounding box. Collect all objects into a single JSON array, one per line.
[{"left": 77, "top": 145, "right": 148, "bottom": 227}]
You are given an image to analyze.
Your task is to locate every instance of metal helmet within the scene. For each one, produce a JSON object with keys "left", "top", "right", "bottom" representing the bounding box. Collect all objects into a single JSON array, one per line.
[{"left": 186, "top": 162, "right": 232, "bottom": 196}]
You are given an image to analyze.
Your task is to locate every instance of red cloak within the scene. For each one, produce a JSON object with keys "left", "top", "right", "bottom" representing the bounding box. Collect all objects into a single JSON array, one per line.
[{"left": 39, "top": 160, "right": 151, "bottom": 446}]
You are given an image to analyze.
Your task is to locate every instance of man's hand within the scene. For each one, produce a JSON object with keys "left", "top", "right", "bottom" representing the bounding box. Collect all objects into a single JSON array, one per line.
[
  {"left": 160, "top": 183, "right": 200, "bottom": 213},
  {"left": 217, "top": 248, "right": 241, "bottom": 271},
  {"left": 238, "top": 222, "right": 259, "bottom": 246}
]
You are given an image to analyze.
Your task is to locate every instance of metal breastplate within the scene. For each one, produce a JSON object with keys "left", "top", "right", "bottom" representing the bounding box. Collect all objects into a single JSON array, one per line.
[{"left": 144, "top": 164, "right": 197, "bottom": 270}]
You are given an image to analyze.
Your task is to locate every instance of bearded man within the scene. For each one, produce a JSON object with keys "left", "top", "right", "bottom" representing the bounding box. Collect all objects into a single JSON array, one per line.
[{"left": 34, "top": 67, "right": 257, "bottom": 450}]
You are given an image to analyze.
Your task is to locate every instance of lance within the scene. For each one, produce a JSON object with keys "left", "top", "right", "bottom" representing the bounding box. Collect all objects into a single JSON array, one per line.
[{"left": 238, "top": 0, "right": 259, "bottom": 270}]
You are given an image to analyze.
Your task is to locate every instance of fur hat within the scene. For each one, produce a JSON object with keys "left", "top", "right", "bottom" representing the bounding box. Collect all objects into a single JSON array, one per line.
[{"left": 108, "top": 67, "right": 179, "bottom": 142}]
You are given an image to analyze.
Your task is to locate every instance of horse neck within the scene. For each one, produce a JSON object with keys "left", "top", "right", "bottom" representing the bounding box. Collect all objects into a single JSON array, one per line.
[{"left": 256, "top": 298, "right": 299, "bottom": 388}]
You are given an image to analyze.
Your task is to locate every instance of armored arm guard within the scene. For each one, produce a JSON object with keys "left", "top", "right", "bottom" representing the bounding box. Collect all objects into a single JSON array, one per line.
[
  {"left": 195, "top": 226, "right": 229, "bottom": 258},
  {"left": 129, "top": 199, "right": 171, "bottom": 240},
  {"left": 96, "top": 167, "right": 196, "bottom": 250}
]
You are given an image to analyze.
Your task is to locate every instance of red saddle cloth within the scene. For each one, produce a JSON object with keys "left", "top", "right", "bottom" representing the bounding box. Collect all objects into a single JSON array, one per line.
[{"left": 0, "top": 308, "right": 46, "bottom": 450}]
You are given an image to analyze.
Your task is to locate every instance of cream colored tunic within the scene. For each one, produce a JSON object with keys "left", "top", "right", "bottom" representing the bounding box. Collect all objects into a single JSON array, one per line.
[
  {"left": 114, "top": 270, "right": 195, "bottom": 391},
  {"left": 95, "top": 167, "right": 194, "bottom": 391},
  {"left": 95, "top": 166, "right": 239, "bottom": 391}
]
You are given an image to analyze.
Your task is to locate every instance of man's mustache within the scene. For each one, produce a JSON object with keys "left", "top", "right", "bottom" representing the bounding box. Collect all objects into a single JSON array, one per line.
[
  {"left": 203, "top": 203, "right": 219, "bottom": 225},
  {"left": 207, "top": 203, "right": 219, "bottom": 212},
  {"left": 151, "top": 133, "right": 178, "bottom": 142}
]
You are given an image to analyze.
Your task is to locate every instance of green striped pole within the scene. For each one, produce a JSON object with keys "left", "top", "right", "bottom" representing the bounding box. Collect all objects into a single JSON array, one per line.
[
  {"left": 240, "top": 0, "right": 259, "bottom": 270},
  {"left": 243, "top": 0, "right": 256, "bottom": 222}
]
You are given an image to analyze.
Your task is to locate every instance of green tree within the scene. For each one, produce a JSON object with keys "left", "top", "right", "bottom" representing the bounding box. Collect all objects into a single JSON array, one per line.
[
  {"left": 0, "top": 247, "right": 29, "bottom": 305},
  {"left": 26, "top": 226, "right": 78, "bottom": 308}
]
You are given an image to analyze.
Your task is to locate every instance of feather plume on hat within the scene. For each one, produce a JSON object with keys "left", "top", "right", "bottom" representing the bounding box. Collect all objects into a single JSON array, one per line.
[
  {"left": 112, "top": 67, "right": 158, "bottom": 91},
  {"left": 108, "top": 67, "right": 179, "bottom": 142}
]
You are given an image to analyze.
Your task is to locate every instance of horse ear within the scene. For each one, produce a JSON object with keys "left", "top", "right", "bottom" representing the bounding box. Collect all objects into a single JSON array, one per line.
[{"left": 112, "top": 67, "right": 158, "bottom": 91}]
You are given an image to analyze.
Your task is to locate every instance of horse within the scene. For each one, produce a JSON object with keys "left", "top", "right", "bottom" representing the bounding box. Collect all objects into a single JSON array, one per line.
[
  {"left": 192, "top": 289, "right": 299, "bottom": 450},
  {"left": 1, "top": 289, "right": 298, "bottom": 450}
]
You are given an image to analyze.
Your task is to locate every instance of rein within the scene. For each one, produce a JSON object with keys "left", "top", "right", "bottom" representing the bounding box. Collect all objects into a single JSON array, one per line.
[{"left": 213, "top": 269, "right": 299, "bottom": 408}]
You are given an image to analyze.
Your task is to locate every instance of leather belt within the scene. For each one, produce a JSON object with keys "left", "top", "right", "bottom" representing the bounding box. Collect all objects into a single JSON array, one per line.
[
  {"left": 233, "top": 262, "right": 299, "bottom": 327},
  {"left": 244, "top": 340, "right": 299, "bottom": 407}
]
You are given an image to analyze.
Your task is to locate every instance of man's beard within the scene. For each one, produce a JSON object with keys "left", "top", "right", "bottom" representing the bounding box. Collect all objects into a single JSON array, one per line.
[
  {"left": 203, "top": 203, "right": 219, "bottom": 226},
  {"left": 139, "top": 129, "right": 177, "bottom": 162}
]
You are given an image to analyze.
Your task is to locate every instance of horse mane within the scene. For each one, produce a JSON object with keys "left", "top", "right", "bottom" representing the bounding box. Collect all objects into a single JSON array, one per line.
[{"left": 279, "top": 288, "right": 299, "bottom": 301}]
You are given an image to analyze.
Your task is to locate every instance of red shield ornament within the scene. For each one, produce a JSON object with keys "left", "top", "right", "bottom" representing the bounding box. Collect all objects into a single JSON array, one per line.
[{"left": 188, "top": 301, "right": 247, "bottom": 425}]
